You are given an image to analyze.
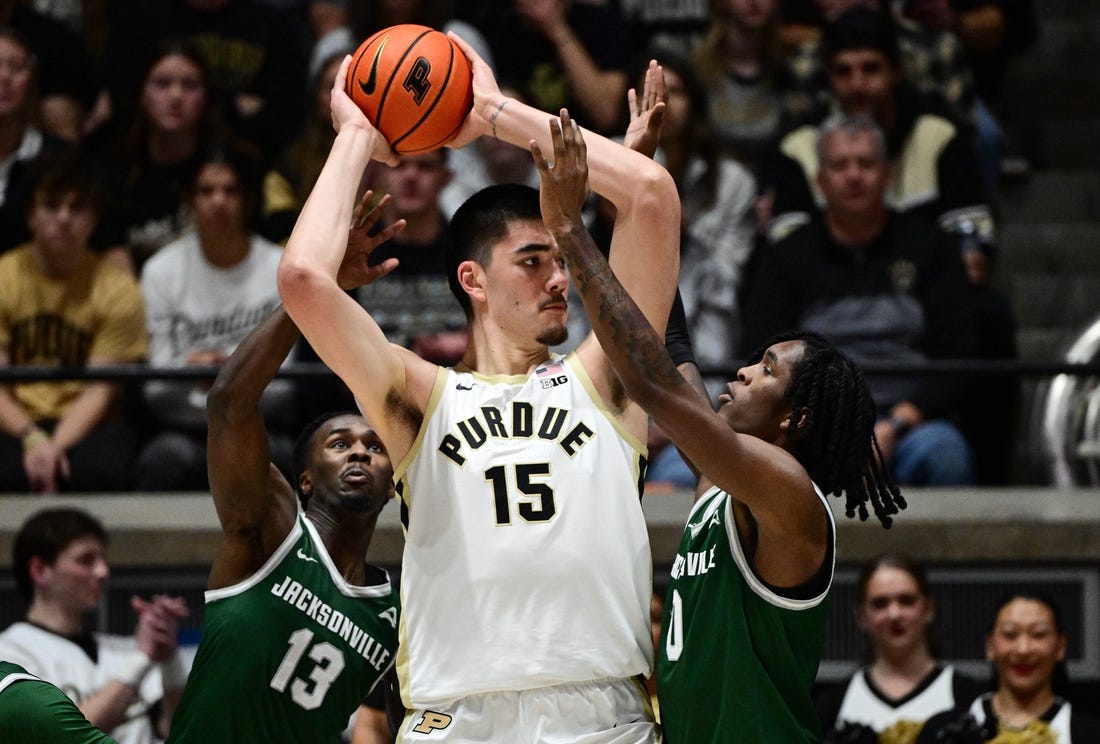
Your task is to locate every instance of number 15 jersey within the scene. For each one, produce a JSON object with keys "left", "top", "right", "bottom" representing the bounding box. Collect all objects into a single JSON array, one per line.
[{"left": 395, "top": 353, "right": 653, "bottom": 708}]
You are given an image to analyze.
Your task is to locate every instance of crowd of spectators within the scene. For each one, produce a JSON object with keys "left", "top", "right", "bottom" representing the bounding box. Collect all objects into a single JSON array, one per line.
[{"left": 0, "top": 0, "right": 1038, "bottom": 493}]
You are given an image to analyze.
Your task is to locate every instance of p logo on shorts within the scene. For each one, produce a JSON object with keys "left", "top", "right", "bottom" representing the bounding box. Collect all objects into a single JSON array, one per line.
[{"left": 412, "top": 711, "right": 453, "bottom": 735}]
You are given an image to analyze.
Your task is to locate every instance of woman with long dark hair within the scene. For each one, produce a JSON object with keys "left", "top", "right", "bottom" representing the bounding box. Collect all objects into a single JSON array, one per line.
[{"left": 917, "top": 593, "right": 1100, "bottom": 744}]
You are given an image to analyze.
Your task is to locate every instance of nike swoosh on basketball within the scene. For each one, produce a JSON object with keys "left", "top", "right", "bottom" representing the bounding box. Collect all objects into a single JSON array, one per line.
[
  {"left": 296, "top": 549, "right": 318, "bottom": 563},
  {"left": 359, "top": 37, "right": 389, "bottom": 96}
]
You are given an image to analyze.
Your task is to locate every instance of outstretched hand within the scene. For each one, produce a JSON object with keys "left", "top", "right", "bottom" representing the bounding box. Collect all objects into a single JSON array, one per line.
[
  {"left": 530, "top": 109, "right": 589, "bottom": 238},
  {"left": 624, "top": 59, "right": 667, "bottom": 158},
  {"left": 339, "top": 190, "right": 404, "bottom": 291},
  {"left": 332, "top": 56, "right": 398, "bottom": 166}
]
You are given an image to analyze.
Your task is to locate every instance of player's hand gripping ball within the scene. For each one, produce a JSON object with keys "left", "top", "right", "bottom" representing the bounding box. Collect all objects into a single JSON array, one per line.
[{"left": 346, "top": 24, "right": 474, "bottom": 155}]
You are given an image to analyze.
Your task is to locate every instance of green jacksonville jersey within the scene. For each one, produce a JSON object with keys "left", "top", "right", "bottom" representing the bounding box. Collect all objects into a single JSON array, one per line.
[
  {"left": 0, "top": 661, "right": 118, "bottom": 743},
  {"left": 656, "top": 485, "right": 834, "bottom": 743},
  {"left": 167, "top": 515, "right": 399, "bottom": 743}
]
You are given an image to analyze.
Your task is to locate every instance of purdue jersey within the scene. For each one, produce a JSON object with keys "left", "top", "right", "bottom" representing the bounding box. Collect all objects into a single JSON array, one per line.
[
  {"left": 395, "top": 353, "right": 653, "bottom": 708},
  {"left": 657, "top": 484, "right": 835, "bottom": 743},
  {"left": 0, "top": 661, "right": 118, "bottom": 743},
  {"left": 167, "top": 515, "right": 399, "bottom": 743}
]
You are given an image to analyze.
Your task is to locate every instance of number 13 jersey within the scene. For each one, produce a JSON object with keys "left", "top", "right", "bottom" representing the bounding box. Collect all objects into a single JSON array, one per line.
[
  {"left": 395, "top": 353, "right": 653, "bottom": 708},
  {"left": 167, "top": 514, "right": 399, "bottom": 743}
]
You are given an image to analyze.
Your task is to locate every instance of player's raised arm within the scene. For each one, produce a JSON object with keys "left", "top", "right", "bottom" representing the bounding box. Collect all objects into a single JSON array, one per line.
[
  {"left": 533, "top": 115, "right": 822, "bottom": 564},
  {"left": 218, "top": 192, "right": 403, "bottom": 588},
  {"left": 450, "top": 35, "right": 679, "bottom": 337},
  {"left": 278, "top": 57, "right": 429, "bottom": 459}
]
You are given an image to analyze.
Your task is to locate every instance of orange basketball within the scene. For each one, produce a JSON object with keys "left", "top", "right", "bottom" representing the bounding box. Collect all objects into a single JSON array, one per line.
[{"left": 346, "top": 24, "right": 473, "bottom": 155}]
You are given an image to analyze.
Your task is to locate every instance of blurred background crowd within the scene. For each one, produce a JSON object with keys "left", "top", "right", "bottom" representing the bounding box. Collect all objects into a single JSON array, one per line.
[{"left": 1, "top": 0, "right": 1098, "bottom": 498}]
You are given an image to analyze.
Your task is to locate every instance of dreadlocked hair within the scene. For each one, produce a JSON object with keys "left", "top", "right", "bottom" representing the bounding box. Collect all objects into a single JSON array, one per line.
[
  {"left": 749, "top": 331, "right": 905, "bottom": 527},
  {"left": 292, "top": 410, "right": 359, "bottom": 510}
]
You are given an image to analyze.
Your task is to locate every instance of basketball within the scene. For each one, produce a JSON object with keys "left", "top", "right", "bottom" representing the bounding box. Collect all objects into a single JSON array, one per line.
[{"left": 346, "top": 24, "right": 473, "bottom": 155}]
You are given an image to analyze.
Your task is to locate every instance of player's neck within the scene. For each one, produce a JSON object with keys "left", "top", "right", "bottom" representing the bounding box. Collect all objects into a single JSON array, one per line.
[
  {"left": 305, "top": 509, "right": 377, "bottom": 584},
  {"left": 463, "top": 323, "right": 550, "bottom": 377},
  {"left": 26, "top": 599, "right": 84, "bottom": 636},
  {"left": 871, "top": 647, "right": 936, "bottom": 691}
]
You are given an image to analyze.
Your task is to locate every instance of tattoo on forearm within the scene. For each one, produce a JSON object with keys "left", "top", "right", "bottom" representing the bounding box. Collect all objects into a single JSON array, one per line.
[
  {"left": 490, "top": 99, "right": 508, "bottom": 139},
  {"left": 558, "top": 226, "right": 682, "bottom": 386}
]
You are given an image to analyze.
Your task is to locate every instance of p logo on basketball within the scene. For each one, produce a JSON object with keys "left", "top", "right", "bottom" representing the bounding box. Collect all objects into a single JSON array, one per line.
[
  {"left": 411, "top": 710, "right": 453, "bottom": 734},
  {"left": 347, "top": 24, "right": 473, "bottom": 155}
]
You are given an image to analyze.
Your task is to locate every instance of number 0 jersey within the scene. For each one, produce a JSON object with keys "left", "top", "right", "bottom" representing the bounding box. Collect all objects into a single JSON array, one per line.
[
  {"left": 394, "top": 353, "right": 653, "bottom": 708},
  {"left": 167, "top": 514, "right": 399, "bottom": 744},
  {"left": 657, "top": 484, "right": 835, "bottom": 743}
]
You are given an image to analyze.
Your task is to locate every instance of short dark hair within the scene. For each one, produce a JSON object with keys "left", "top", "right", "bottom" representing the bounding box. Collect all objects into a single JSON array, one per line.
[
  {"left": 24, "top": 150, "right": 107, "bottom": 216},
  {"left": 445, "top": 183, "right": 543, "bottom": 318},
  {"left": 292, "top": 410, "right": 359, "bottom": 509},
  {"left": 822, "top": 6, "right": 901, "bottom": 66},
  {"left": 12, "top": 508, "right": 107, "bottom": 603},
  {"left": 746, "top": 331, "right": 904, "bottom": 527}
]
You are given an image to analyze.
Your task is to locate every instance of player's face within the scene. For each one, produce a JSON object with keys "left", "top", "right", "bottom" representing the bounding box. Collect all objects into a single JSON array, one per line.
[
  {"left": 38, "top": 536, "right": 109, "bottom": 614},
  {"left": 191, "top": 163, "right": 248, "bottom": 235},
  {"left": 307, "top": 414, "right": 395, "bottom": 514},
  {"left": 142, "top": 53, "right": 207, "bottom": 134},
  {"left": 817, "top": 129, "right": 889, "bottom": 219},
  {"left": 858, "top": 566, "right": 933, "bottom": 658},
  {"left": 378, "top": 153, "right": 450, "bottom": 218},
  {"left": 986, "top": 598, "right": 1065, "bottom": 700},
  {"left": 484, "top": 219, "right": 569, "bottom": 347},
  {"left": 28, "top": 190, "right": 98, "bottom": 261},
  {"left": 827, "top": 49, "right": 898, "bottom": 118},
  {"left": 718, "top": 340, "right": 802, "bottom": 442},
  {"left": 0, "top": 37, "right": 32, "bottom": 118}
]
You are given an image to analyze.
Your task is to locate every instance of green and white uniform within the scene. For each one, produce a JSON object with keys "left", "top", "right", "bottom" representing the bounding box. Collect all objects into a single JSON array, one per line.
[
  {"left": 657, "top": 484, "right": 834, "bottom": 743},
  {"left": 0, "top": 661, "right": 118, "bottom": 743},
  {"left": 167, "top": 514, "right": 399, "bottom": 743}
]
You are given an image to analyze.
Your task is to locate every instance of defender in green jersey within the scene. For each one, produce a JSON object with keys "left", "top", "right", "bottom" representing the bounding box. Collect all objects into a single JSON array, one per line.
[
  {"left": 0, "top": 661, "right": 118, "bottom": 743},
  {"left": 167, "top": 193, "right": 405, "bottom": 744},
  {"left": 535, "top": 119, "right": 903, "bottom": 742}
]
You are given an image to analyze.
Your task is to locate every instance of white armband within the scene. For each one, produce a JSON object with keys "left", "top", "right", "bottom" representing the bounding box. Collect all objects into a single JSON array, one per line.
[{"left": 115, "top": 650, "right": 154, "bottom": 688}]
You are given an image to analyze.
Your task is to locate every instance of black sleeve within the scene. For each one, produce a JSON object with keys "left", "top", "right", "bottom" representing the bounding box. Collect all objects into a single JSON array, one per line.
[{"left": 664, "top": 289, "right": 697, "bottom": 368}]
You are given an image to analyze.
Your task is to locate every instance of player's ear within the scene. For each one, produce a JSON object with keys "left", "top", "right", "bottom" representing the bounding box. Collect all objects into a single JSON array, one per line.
[
  {"left": 457, "top": 259, "right": 486, "bottom": 305},
  {"left": 780, "top": 407, "right": 809, "bottom": 438},
  {"left": 28, "top": 555, "right": 50, "bottom": 587},
  {"left": 298, "top": 471, "right": 313, "bottom": 499}
]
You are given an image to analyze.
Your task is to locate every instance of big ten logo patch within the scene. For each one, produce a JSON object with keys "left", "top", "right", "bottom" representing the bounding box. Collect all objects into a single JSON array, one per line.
[
  {"left": 540, "top": 374, "right": 568, "bottom": 390},
  {"left": 412, "top": 710, "right": 453, "bottom": 734},
  {"left": 536, "top": 359, "right": 568, "bottom": 389}
]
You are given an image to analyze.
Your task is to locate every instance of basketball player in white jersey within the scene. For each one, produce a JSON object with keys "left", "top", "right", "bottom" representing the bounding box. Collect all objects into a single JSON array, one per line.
[{"left": 277, "top": 38, "right": 679, "bottom": 743}]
